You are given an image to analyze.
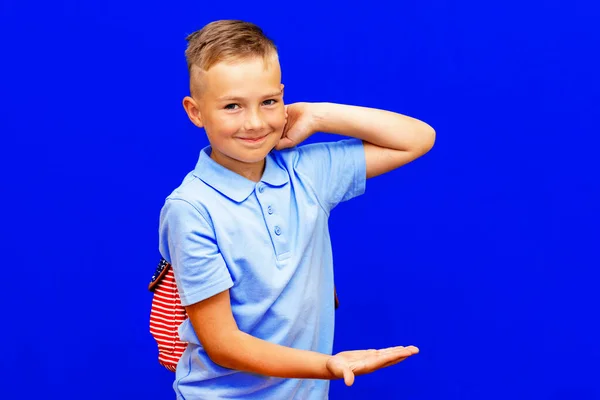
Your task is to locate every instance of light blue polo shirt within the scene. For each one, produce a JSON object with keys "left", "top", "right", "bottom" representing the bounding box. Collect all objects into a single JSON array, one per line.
[{"left": 158, "top": 138, "right": 366, "bottom": 400}]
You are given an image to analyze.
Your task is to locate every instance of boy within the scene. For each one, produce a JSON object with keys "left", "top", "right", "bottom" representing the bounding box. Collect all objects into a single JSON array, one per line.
[{"left": 158, "top": 20, "right": 435, "bottom": 399}]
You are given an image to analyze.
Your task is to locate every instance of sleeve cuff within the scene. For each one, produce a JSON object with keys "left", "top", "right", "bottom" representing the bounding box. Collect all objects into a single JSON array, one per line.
[{"left": 179, "top": 277, "right": 234, "bottom": 307}]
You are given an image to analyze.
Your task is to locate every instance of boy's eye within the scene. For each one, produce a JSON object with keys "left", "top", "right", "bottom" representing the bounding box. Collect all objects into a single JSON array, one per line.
[
  {"left": 224, "top": 104, "right": 240, "bottom": 110},
  {"left": 262, "top": 99, "right": 277, "bottom": 106}
]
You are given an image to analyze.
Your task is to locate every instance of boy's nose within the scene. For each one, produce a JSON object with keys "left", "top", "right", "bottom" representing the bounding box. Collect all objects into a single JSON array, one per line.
[{"left": 244, "top": 110, "right": 266, "bottom": 131}]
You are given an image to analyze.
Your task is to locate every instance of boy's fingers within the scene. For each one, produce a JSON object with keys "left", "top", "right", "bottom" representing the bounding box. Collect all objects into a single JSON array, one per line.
[
  {"left": 405, "top": 345, "right": 420, "bottom": 354},
  {"left": 374, "top": 346, "right": 419, "bottom": 369},
  {"left": 361, "top": 349, "right": 413, "bottom": 371},
  {"left": 382, "top": 356, "right": 409, "bottom": 368},
  {"left": 276, "top": 137, "right": 295, "bottom": 150},
  {"left": 380, "top": 346, "right": 405, "bottom": 352},
  {"left": 381, "top": 345, "right": 419, "bottom": 355},
  {"left": 380, "top": 347, "right": 414, "bottom": 358}
]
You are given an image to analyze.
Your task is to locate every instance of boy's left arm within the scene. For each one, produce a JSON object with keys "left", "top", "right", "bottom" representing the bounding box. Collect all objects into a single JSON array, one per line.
[{"left": 277, "top": 102, "right": 435, "bottom": 178}]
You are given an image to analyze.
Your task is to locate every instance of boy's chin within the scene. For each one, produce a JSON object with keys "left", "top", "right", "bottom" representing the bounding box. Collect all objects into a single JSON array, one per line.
[
  {"left": 238, "top": 152, "right": 271, "bottom": 164},
  {"left": 224, "top": 147, "right": 269, "bottom": 164},
  {"left": 234, "top": 144, "right": 278, "bottom": 162}
]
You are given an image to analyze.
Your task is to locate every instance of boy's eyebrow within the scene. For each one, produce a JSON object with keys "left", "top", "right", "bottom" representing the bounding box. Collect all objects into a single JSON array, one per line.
[{"left": 217, "top": 90, "right": 283, "bottom": 102}]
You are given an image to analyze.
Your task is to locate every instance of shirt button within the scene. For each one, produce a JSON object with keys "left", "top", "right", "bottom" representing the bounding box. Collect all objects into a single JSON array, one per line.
[
  {"left": 267, "top": 205, "right": 273, "bottom": 215},
  {"left": 258, "top": 184, "right": 265, "bottom": 193},
  {"left": 274, "top": 226, "right": 281, "bottom": 235}
]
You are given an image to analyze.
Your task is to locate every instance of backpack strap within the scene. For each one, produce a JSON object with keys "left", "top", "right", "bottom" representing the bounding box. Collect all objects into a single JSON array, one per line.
[{"left": 148, "top": 258, "right": 170, "bottom": 292}]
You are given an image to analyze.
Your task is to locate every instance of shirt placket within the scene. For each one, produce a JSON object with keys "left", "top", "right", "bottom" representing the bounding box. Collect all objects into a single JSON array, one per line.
[{"left": 255, "top": 182, "right": 291, "bottom": 262}]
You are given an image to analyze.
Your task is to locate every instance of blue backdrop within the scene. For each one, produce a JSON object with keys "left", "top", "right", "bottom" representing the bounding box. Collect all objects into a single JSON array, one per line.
[{"left": 1, "top": 1, "right": 599, "bottom": 399}]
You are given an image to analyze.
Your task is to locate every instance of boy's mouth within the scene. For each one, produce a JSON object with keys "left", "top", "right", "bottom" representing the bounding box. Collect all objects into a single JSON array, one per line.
[{"left": 237, "top": 134, "right": 268, "bottom": 144}]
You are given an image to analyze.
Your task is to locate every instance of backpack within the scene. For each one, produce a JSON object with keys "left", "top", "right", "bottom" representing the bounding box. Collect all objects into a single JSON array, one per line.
[{"left": 149, "top": 258, "right": 340, "bottom": 371}]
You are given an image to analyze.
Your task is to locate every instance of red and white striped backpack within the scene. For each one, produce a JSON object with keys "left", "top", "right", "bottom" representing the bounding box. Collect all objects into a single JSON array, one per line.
[
  {"left": 148, "top": 258, "right": 340, "bottom": 372},
  {"left": 148, "top": 259, "right": 187, "bottom": 371}
]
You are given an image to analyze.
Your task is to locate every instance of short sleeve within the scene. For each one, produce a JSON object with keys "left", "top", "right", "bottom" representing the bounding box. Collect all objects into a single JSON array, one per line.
[
  {"left": 295, "top": 138, "right": 366, "bottom": 212},
  {"left": 158, "top": 198, "right": 233, "bottom": 306}
]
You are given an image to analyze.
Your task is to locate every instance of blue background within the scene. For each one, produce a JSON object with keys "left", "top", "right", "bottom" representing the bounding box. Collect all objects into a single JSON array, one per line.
[{"left": 1, "top": 1, "right": 599, "bottom": 399}]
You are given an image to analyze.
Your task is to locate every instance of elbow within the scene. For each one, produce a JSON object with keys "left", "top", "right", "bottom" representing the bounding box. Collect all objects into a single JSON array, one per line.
[
  {"left": 205, "top": 344, "right": 234, "bottom": 369},
  {"left": 203, "top": 334, "right": 241, "bottom": 370}
]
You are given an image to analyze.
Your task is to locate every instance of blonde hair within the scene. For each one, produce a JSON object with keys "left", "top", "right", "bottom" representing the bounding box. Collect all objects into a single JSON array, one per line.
[{"left": 185, "top": 20, "right": 278, "bottom": 72}]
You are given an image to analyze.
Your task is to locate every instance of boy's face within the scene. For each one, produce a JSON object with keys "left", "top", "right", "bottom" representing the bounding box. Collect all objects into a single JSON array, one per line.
[{"left": 185, "top": 56, "right": 286, "bottom": 172}]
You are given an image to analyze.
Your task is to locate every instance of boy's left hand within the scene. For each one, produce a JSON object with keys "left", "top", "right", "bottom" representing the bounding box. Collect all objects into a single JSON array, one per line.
[
  {"left": 275, "top": 102, "right": 318, "bottom": 150},
  {"left": 327, "top": 345, "right": 419, "bottom": 386}
]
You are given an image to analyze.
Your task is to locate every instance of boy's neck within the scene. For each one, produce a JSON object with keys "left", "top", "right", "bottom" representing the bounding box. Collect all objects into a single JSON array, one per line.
[{"left": 210, "top": 150, "right": 266, "bottom": 183}]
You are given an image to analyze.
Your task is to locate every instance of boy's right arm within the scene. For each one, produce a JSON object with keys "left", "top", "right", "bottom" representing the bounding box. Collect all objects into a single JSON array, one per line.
[
  {"left": 185, "top": 288, "right": 333, "bottom": 380},
  {"left": 160, "top": 199, "right": 417, "bottom": 385},
  {"left": 186, "top": 288, "right": 418, "bottom": 385}
]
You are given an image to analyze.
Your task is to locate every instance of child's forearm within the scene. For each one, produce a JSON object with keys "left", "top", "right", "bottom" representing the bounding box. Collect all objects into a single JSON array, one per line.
[
  {"left": 211, "top": 329, "right": 335, "bottom": 380},
  {"left": 312, "top": 102, "right": 435, "bottom": 153}
]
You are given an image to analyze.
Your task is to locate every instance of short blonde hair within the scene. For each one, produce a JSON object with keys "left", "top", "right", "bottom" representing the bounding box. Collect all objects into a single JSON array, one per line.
[{"left": 185, "top": 20, "right": 278, "bottom": 72}]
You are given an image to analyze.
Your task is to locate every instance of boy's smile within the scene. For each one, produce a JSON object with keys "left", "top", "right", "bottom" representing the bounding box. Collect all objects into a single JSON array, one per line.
[
  {"left": 237, "top": 134, "right": 270, "bottom": 146},
  {"left": 183, "top": 55, "right": 286, "bottom": 182}
]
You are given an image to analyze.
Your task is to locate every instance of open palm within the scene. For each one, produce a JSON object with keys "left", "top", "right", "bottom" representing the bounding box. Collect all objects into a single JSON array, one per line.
[{"left": 326, "top": 346, "right": 419, "bottom": 386}]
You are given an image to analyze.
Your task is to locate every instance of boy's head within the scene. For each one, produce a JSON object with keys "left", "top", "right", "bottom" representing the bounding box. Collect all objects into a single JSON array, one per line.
[{"left": 182, "top": 20, "right": 286, "bottom": 171}]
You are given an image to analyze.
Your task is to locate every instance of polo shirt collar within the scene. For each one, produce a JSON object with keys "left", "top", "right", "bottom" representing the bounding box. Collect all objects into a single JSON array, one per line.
[{"left": 192, "top": 146, "right": 289, "bottom": 202}]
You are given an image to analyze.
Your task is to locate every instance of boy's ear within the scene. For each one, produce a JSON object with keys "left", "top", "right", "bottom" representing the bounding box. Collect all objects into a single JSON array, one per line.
[
  {"left": 182, "top": 96, "right": 204, "bottom": 128},
  {"left": 280, "top": 83, "right": 285, "bottom": 97}
]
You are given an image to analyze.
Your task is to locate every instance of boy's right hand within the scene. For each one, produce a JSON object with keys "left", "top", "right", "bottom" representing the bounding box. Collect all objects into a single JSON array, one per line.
[{"left": 326, "top": 346, "right": 419, "bottom": 386}]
